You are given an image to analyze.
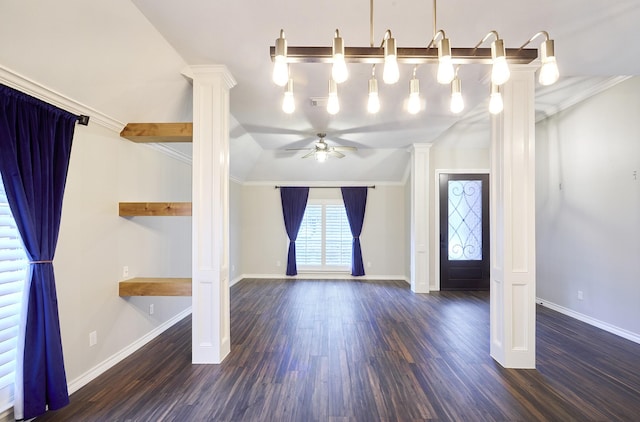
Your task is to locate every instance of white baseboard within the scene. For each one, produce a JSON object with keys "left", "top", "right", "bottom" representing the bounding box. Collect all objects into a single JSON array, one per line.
[
  {"left": 67, "top": 308, "right": 192, "bottom": 395},
  {"left": 230, "top": 275, "right": 243, "bottom": 287},
  {"left": 239, "top": 273, "right": 409, "bottom": 282},
  {"left": 536, "top": 298, "right": 640, "bottom": 345}
]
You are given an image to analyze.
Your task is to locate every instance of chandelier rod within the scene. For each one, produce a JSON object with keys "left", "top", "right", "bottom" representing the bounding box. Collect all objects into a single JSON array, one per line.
[
  {"left": 433, "top": 0, "right": 437, "bottom": 38},
  {"left": 370, "top": 0, "right": 374, "bottom": 48}
]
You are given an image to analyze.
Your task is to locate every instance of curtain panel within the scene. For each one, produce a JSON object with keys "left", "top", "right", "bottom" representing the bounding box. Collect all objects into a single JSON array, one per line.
[
  {"left": 341, "top": 187, "right": 368, "bottom": 276},
  {"left": 280, "top": 187, "right": 309, "bottom": 276},
  {"left": 0, "top": 84, "right": 77, "bottom": 419}
]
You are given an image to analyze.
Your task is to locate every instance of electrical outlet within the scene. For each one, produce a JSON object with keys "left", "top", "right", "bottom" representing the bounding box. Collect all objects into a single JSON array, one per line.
[
  {"left": 149, "top": 304, "right": 154, "bottom": 315},
  {"left": 276, "top": 260, "right": 281, "bottom": 267},
  {"left": 578, "top": 290, "right": 584, "bottom": 300},
  {"left": 367, "top": 261, "right": 372, "bottom": 268},
  {"left": 89, "top": 331, "right": 97, "bottom": 347},
  {"left": 122, "top": 266, "right": 129, "bottom": 278}
]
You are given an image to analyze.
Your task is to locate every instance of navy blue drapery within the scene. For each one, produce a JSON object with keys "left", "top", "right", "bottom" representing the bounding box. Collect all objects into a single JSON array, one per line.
[
  {"left": 0, "top": 84, "right": 76, "bottom": 419},
  {"left": 280, "top": 187, "right": 309, "bottom": 275},
  {"left": 341, "top": 187, "right": 367, "bottom": 276}
]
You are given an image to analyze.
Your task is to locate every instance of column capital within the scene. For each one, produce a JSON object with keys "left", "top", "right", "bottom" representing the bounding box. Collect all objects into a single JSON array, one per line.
[
  {"left": 182, "top": 65, "right": 237, "bottom": 89},
  {"left": 410, "top": 143, "right": 432, "bottom": 154}
]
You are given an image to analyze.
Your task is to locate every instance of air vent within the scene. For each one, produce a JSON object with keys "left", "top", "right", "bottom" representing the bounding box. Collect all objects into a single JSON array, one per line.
[{"left": 309, "top": 97, "right": 328, "bottom": 107}]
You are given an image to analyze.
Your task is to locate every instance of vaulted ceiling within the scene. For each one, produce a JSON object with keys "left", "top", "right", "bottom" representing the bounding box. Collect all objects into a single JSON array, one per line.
[{"left": 2, "top": 1, "right": 639, "bottom": 183}]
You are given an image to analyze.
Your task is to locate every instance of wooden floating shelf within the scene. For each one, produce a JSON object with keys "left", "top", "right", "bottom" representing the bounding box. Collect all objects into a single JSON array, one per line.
[
  {"left": 120, "top": 122, "right": 193, "bottom": 143},
  {"left": 119, "top": 202, "right": 192, "bottom": 217},
  {"left": 119, "top": 277, "right": 192, "bottom": 297}
]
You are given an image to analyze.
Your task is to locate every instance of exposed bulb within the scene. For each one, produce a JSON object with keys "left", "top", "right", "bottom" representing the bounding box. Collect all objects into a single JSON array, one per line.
[
  {"left": 490, "top": 38, "right": 510, "bottom": 85},
  {"left": 272, "top": 57, "right": 289, "bottom": 86},
  {"left": 383, "top": 36, "right": 400, "bottom": 84},
  {"left": 332, "top": 31, "right": 348, "bottom": 83},
  {"left": 539, "top": 56, "right": 559, "bottom": 86},
  {"left": 407, "top": 78, "right": 421, "bottom": 114},
  {"left": 327, "top": 79, "right": 340, "bottom": 114},
  {"left": 367, "top": 77, "right": 380, "bottom": 113},
  {"left": 489, "top": 92, "right": 503, "bottom": 115},
  {"left": 491, "top": 56, "right": 510, "bottom": 86},
  {"left": 437, "top": 56, "right": 455, "bottom": 84},
  {"left": 437, "top": 38, "right": 455, "bottom": 84},
  {"left": 282, "top": 92, "right": 295, "bottom": 114},
  {"left": 327, "top": 94, "right": 340, "bottom": 115},
  {"left": 383, "top": 55, "right": 399, "bottom": 84},
  {"left": 408, "top": 93, "right": 421, "bottom": 114},
  {"left": 539, "top": 39, "right": 559, "bottom": 86},
  {"left": 450, "top": 92, "right": 464, "bottom": 114},
  {"left": 368, "top": 93, "right": 380, "bottom": 114},
  {"left": 450, "top": 77, "right": 464, "bottom": 114},
  {"left": 332, "top": 54, "right": 348, "bottom": 83}
]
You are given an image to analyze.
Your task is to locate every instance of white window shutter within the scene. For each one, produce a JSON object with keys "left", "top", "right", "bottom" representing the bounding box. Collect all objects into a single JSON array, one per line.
[
  {"left": 0, "top": 175, "right": 27, "bottom": 410},
  {"left": 296, "top": 202, "right": 351, "bottom": 270}
]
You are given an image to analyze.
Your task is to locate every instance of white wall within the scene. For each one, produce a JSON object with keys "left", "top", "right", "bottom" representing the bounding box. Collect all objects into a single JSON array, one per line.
[
  {"left": 0, "top": 0, "right": 197, "bottom": 398},
  {"left": 536, "top": 77, "right": 640, "bottom": 340},
  {"left": 240, "top": 184, "right": 407, "bottom": 280},
  {"left": 55, "top": 123, "right": 192, "bottom": 387},
  {"left": 229, "top": 180, "right": 243, "bottom": 285}
]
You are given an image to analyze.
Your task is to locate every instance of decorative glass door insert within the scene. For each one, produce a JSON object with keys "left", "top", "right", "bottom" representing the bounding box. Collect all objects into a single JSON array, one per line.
[{"left": 448, "top": 180, "right": 482, "bottom": 261}]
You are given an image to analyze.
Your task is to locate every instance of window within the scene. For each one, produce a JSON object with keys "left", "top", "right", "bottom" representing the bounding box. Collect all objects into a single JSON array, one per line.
[
  {"left": 0, "top": 174, "right": 27, "bottom": 411},
  {"left": 296, "top": 201, "right": 352, "bottom": 271}
]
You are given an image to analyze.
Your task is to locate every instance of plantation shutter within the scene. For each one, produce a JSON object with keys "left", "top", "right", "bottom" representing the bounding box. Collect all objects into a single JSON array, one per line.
[
  {"left": 325, "top": 205, "right": 351, "bottom": 266},
  {"left": 296, "top": 204, "right": 322, "bottom": 265},
  {"left": 296, "top": 202, "right": 351, "bottom": 270},
  {"left": 0, "top": 174, "right": 27, "bottom": 406}
]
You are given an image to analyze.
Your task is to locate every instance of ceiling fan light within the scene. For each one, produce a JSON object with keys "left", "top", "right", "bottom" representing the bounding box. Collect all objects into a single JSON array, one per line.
[
  {"left": 367, "top": 77, "right": 380, "bottom": 113},
  {"left": 282, "top": 79, "right": 295, "bottom": 114},
  {"left": 327, "top": 79, "right": 340, "bottom": 115},
  {"left": 450, "top": 77, "right": 464, "bottom": 114},
  {"left": 491, "top": 38, "right": 510, "bottom": 85},
  {"left": 489, "top": 83, "right": 503, "bottom": 114},
  {"left": 332, "top": 30, "right": 348, "bottom": 83},
  {"left": 272, "top": 30, "right": 289, "bottom": 86},
  {"left": 539, "top": 39, "right": 559, "bottom": 86},
  {"left": 315, "top": 150, "right": 328, "bottom": 162},
  {"left": 437, "top": 38, "right": 455, "bottom": 84},
  {"left": 407, "top": 78, "right": 421, "bottom": 114},
  {"left": 383, "top": 36, "right": 400, "bottom": 84}
]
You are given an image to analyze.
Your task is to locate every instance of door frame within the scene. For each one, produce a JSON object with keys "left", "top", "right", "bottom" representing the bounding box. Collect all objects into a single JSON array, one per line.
[{"left": 433, "top": 168, "right": 490, "bottom": 291}]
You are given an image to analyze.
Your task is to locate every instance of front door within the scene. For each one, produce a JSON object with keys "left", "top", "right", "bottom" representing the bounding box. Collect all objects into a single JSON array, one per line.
[{"left": 439, "top": 173, "right": 490, "bottom": 290}]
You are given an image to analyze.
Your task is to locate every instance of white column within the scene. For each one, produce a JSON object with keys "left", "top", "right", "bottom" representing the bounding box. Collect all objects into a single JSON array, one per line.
[
  {"left": 490, "top": 66, "right": 536, "bottom": 368},
  {"left": 185, "top": 65, "right": 236, "bottom": 364},
  {"left": 410, "top": 144, "right": 431, "bottom": 293}
]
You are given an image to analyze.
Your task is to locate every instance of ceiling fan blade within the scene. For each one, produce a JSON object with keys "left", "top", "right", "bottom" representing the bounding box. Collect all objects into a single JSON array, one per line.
[
  {"left": 332, "top": 146, "right": 357, "bottom": 152},
  {"left": 329, "top": 150, "right": 345, "bottom": 158},
  {"left": 285, "top": 148, "right": 313, "bottom": 151},
  {"left": 301, "top": 150, "right": 315, "bottom": 159}
]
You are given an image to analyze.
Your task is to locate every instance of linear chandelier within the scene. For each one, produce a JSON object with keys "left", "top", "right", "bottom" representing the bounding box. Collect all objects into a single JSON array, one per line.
[{"left": 270, "top": 0, "right": 559, "bottom": 116}]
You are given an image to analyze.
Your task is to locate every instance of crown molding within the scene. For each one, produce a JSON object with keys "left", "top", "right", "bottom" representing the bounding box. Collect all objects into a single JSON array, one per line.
[
  {"left": 0, "top": 65, "right": 124, "bottom": 133},
  {"left": 143, "top": 144, "right": 192, "bottom": 165},
  {"left": 536, "top": 76, "right": 632, "bottom": 121}
]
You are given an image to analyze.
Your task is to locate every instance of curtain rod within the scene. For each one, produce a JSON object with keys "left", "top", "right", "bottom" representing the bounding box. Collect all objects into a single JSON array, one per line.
[{"left": 274, "top": 185, "right": 375, "bottom": 189}]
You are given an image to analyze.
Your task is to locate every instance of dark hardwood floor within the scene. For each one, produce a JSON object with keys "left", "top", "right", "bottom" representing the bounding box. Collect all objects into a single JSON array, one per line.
[{"left": 36, "top": 279, "right": 640, "bottom": 421}]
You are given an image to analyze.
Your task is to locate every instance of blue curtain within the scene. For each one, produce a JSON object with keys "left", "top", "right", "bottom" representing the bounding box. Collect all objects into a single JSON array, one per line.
[
  {"left": 0, "top": 84, "right": 77, "bottom": 419},
  {"left": 341, "top": 187, "right": 367, "bottom": 276},
  {"left": 280, "top": 187, "right": 309, "bottom": 276}
]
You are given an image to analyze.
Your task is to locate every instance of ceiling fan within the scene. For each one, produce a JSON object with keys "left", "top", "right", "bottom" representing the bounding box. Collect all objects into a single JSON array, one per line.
[{"left": 286, "top": 133, "right": 357, "bottom": 162}]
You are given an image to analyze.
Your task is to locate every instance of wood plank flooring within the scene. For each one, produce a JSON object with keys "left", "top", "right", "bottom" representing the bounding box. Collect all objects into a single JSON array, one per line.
[{"left": 36, "top": 279, "right": 640, "bottom": 421}]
